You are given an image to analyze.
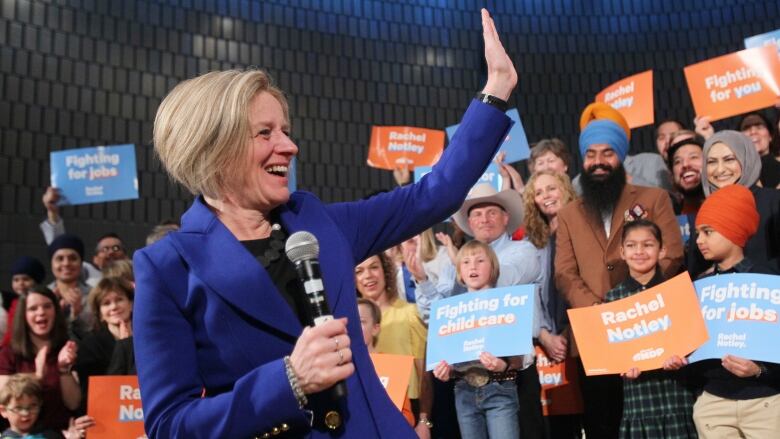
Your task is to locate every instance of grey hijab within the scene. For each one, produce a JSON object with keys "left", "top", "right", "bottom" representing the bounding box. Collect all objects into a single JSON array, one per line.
[{"left": 702, "top": 130, "right": 762, "bottom": 196}]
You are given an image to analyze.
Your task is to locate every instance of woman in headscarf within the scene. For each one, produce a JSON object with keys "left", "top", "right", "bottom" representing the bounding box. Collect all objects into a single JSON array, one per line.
[{"left": 687, "top": 130, "right": 780, "bottom": 276}]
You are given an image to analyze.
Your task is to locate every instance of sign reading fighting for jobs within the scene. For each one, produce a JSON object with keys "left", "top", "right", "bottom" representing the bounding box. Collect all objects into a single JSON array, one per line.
[
  {"left": 426, "top": 285, "right": 535, "bottom": 370},
  {"left": 689, "top": 273, "right": 780, "bottom": 364},
  {"left": 50, "top": 144, "right": 139, "bottom": 205},
  {"left": 568, "top": 273, "right": 708, "bottom": 375}
]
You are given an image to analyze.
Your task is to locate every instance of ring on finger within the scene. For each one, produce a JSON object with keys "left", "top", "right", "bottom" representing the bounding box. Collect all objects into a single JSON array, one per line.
[
  {"left": 333, "top": 336, "right": 340, "bottom": 351},
  {"left": 337, "top": 349, "right": 344, "bottom": 366}
]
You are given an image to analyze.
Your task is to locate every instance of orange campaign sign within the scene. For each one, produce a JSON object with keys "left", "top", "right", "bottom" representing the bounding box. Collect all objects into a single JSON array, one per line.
[
  {"left": 367, "top": 126, "right": 445, "bottom": 170},
  {"left": 684, "top": 45, "right": 780, "bottom": 121},
  {"left": 536, "top": 347, "right": 583, "bottom": 416},
  {"left": 567, "top": 272, "right": 708, "bottom": 376},
  {"left": 595, "top": 70, "right": 655, "bottom": 128},
  {"left": 369, "top": 353, "right": 415, "bottom": 410},
  {"left": 86, "top": 376, "right": 146, "bottom": 439}
]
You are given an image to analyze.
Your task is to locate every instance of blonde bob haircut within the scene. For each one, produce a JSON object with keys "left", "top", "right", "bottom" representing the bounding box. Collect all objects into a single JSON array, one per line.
[
  {"left": 153, "top": 69, "right": 289, "bottom": 198},
  {"left": 455, "top": 240, "right": 500, "bottom": 288}
]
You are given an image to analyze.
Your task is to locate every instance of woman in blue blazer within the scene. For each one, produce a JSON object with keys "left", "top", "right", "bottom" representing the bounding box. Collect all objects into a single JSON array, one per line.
[{"left": 133, "top": 9, "right": 517, "bottom": 438}]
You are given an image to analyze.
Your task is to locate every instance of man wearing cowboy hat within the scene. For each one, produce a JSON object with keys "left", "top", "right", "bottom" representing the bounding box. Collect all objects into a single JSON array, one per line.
[{"left": 410, "top": 183, "right": 544, "bottom": 439}]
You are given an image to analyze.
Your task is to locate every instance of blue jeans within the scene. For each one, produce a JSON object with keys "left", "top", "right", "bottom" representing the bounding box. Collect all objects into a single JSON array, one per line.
[{"left": 454, "top": 379, "right": 520, "bottom": 439}]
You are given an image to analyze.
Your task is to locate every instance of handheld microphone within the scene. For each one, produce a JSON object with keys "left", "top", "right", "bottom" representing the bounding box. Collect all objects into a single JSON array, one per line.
[{"left": 285, "top": 231, "right": 348, "bottom": 400}]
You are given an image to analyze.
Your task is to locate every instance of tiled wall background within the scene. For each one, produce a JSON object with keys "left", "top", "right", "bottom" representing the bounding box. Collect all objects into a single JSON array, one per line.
[{"left": 1, "top": 0, "right": 778, "bottom": 285}]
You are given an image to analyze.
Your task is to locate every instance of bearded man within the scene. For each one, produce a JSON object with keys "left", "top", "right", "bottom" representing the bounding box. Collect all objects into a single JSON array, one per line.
[{"left": 554, "top": 104, "right": 684, "bottom": 439}]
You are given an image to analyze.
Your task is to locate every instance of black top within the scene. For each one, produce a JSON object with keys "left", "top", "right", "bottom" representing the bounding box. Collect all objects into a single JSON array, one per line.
[
  {"left": 241, "top": 227, "right": 312, "bottom": 327},
  {"left": 692, "top": 258, "right": 780, "bottom": 400},
  {"left": 760, "top": 155, "right": 780, "bottom": 189}
]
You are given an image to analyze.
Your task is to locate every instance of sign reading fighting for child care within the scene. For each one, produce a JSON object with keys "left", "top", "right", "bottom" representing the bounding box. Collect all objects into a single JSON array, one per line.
[
  {"left": 684, "top": 46, "right": 780, "bottom": 122},
  {"left": 87, "top": 376, "right": 146, "bottom": 439},
  {"left": 568, "top": 273, "right": 708, "bottom": 376},
  {"left": 688, "top": 273, "right": 780, "bottom": 364},
  {"left": 536, "top": 347, "right": 583, "bottom": 416},
  {"left": 369, "top": 353, "right": 414, "bottom": 411},
  {"left": 744, "top": 29, "right": 780, "bottom": 57},
  {"left": 414, "top": 163, "right": 503, "bottom": 194},
  {"left": 425, "top": 285, "right": 535, "bottom": 370},
  {"left": 595, "top": 70, "right": 654, "bottom": 128},
  {"left": 446, "top": 109, "right": 528, "bottom": 164},
  {"left": 367, "top": 126, "right": 445, "bottom": 170},
  {"left": 50, "top": 144, "right": 139, "bottom": 205}
]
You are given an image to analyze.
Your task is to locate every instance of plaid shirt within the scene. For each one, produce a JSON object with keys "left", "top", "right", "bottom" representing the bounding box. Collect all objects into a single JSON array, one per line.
[{"left": 605, "top": 271, "right": 698, "bottom": 439}]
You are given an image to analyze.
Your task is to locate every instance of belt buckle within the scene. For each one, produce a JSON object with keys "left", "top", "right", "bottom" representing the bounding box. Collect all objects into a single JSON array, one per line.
[{"left": 463, "top": 368, "right": 489, "bottom": 388}]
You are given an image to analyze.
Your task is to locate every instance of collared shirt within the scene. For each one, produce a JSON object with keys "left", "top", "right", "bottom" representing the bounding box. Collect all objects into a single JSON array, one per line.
[
  {"left": 415, "top": 233, "right": 542, "bottom": 322},
  {"left": 414, "top": 233, "right": 542, "bottom": 369}
]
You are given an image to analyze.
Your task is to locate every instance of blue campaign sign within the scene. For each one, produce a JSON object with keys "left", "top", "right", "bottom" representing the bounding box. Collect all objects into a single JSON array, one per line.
[
  {"left": 445, "top": 108, "right": 529, "bottom": 164},
  {"left": 744, "top": 29, "right": 780, "bottom": 56},
  {"left": 414, "top": 163, "right": 503, "bottom": 193},
  {"left": 50, "top": 144, "right": 139, "bottom": 205},
  {"left": 689, "top": 273, "right": 780, "bottom": 364},
  {"left": 677, "top": 215, "right": 691, "bottom": 244},
  {"left": 426, "top": 285, "right": 535, "bottom": 370}
]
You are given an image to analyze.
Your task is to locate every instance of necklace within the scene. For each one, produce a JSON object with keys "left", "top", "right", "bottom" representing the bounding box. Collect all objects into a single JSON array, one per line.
[{"left": 256, "top": 223, "right": 286, "bottom": 268}]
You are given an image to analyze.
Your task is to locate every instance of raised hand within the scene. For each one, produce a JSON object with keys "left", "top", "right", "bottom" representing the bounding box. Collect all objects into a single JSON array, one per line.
[
  {"left": 57, "top": 340, "right": 78, "bottom": 373},
  {"left": 42, "top": 187, "right": 61, "bottom": 223},
  {"left": 434, "top": 232, "right": 458, "bottom": 264},
  {"left": 481, "top": 9, "right": 517, "bottom": 101},
  {"left": 35, "top": 345, "right": 49, "bottom": 379},
  {"left": 694, "top": 115, "right": 714, "bottom": 140}
]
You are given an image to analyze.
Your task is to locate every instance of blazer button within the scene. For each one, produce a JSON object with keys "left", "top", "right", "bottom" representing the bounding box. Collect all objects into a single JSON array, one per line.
[
  {"left": 607, "top": 264, "right": 614, "bottom": 271},
  {"left": 281, "top": 423, "right": 290, "bottom": 432},
  {"left": 271, "top": 427, "right": 281, "bottom": 435}
]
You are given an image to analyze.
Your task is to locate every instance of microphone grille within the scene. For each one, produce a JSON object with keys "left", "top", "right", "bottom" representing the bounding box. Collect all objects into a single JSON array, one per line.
[{"left": 285, "top": 231, "right": 320, "bottom": 263}]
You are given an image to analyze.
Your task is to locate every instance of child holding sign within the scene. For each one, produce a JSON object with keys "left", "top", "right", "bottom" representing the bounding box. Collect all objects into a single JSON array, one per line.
[
  {"left": 666, "top": 184, "right": 780, "bottom": 438},
  {"left": 432, "top": 241, "right": 522, "bottom": 439},
  {"left": 357, "top": 298, "right": 415, "bottom": 427},
  {"left": 605, "top": 219, "right": 697, "bottom": 438}
]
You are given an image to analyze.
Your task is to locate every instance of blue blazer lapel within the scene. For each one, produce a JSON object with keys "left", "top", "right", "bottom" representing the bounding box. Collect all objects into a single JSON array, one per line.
[
  {"left": 279, "top": 193, "right": 344, "bottom": 313},
  {"left": 172, "top": 198, "right": 301, "bottom": 339}
]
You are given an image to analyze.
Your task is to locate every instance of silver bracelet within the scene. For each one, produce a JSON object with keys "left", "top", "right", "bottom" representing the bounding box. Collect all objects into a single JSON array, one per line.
[{"left": 284, "top": 356, "right": 308, "bottom": 408}]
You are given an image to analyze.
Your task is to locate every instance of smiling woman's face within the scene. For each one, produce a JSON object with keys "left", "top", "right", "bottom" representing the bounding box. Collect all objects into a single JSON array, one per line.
[{"left": 706, "top": 142, "right": 742, "bottom": 189}]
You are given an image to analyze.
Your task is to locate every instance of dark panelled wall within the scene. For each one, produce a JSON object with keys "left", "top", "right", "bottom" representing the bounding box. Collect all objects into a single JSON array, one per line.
[{"left": 1, "top": 0, "right": 778, "bottom": 284}]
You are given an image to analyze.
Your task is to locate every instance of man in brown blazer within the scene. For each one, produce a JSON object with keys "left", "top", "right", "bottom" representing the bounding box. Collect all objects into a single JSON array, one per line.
[{"left": 554, "top": 104, "right": 684, "bottom": 439}]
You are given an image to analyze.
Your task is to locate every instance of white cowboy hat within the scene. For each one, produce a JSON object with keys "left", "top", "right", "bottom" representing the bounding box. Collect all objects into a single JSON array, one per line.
[{"left": 452, "top": 183, "right": 524, "bottom": 237}]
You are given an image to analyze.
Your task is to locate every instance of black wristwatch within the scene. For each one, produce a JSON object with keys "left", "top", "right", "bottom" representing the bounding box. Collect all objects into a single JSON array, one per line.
[{"left": 475, "top": 92, "right": 509, "bottom": 112}]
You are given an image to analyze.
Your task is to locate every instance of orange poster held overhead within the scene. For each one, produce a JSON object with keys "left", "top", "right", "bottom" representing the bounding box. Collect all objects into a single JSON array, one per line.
[
  {"left": 87, "top": 376, "right": 146, "bottom": 439},
  {"left": 567, "top": 272, "right": 708, "bottom": 376},
  {"left": 369, "top": 353, "right": 414, "bottom": 411},
  {"left": 595, "top": 70, "right": 654, "bottom": 128},
  {"left": 536, "top": 347, "right": 584, "bottom": 416},
  {"left": 367, "top": 126, "right": 445, "bottom": 170},
  {"left": 684, "top": 45, "right": 780, "bottom": 122}
]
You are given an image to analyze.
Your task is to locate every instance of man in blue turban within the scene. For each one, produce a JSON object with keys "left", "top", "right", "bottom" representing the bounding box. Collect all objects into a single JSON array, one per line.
[{"left": 553, "top": 103, "right": 685, "bottom": 439}]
